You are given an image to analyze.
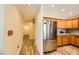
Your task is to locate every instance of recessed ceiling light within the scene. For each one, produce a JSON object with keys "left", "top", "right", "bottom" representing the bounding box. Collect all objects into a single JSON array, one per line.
[
  {"left": 69, "top": 12, "right": 72, "bottom": 15},
  {"left": 61, "top": 9, "right": 65, "bottom": 12},
  {"left": 51, "top": 5, "right": 55, "bottom": 7},
  {"left": 28, "top": 4, "right": 31, "bottom": 6}
]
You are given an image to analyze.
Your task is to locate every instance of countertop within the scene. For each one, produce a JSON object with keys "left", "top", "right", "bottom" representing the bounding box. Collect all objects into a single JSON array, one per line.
[{"left": 57, "top": 33, "right": 79, "bottom": 36}]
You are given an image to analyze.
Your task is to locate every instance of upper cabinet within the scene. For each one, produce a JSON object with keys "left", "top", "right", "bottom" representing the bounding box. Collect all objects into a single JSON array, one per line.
[
  {"left": 57, "top": 20, "right": 66, "bottom": 29},
  {"left": 66, "top": 20, "right": 72, "bottom": 28},
  {"left": 72, "top": 19, "right": 79, "bottom": 28},
  {"left": 43, "top": 17, "right": 79, "bottom": 29},
  {"left": 66, "top": 18, "right": 79, "bottom": 29},
  {"left": 56, "top": 18, "right": 79, "bottom": 29}
]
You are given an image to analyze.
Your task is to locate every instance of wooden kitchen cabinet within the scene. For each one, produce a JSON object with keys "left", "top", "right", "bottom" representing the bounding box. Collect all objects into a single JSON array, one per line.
[
  {"left": 72, "top": 19, "right": 79, "bottom": 28},
  {"left": 66, "top": 20, "right": 72, "bottom": 28},
  {"left": 57, "top": 20, "right": 61, "bottom": 28},
  {"left": 57, "top": 36, "right": 70, "bottom": 46},
  {"left": 57, "top": 36, "right": 62, "bottom": 46},
  {"left": 69, "top": 36, "right": 76, "bottom": 45},
  {"left": 60, "top": 20, "right": 66, "bottom": 29},
  {"left": 57, "top": 35, "right": 79, "bottom": 47},
  {"left": 75, "top": 36, "right": 79, "bottom": 47},
  {"left": 57, "top": 20, "right": 66, "bottom": 29},
  {"left": 62, "top": 36, "right": 69, "bottom": 45},
  {"left": 44, "top": 17, "right": 79, "bottom": 29}
]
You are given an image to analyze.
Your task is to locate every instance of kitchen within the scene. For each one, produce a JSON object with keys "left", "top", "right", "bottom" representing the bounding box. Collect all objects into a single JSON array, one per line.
[{"left": 43, "top": 4, "right": 79, "bottom": 55}]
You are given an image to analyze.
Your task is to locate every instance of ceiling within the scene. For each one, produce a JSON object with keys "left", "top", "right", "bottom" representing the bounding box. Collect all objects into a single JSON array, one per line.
[
  {"left": 15, "top": 4, "right": 40, "bottom": 23},
  {"left": 43, "top": 4, "right": 79, "bottom": 19}
]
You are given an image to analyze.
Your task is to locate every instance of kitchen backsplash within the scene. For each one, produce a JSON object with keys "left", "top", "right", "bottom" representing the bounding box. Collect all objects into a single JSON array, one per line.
[
  {"left": 57, "top": 29, "right": 79, "bottom": 35},
  {"left": 72, "top": 29, "right": 79, "bottom": 35}
]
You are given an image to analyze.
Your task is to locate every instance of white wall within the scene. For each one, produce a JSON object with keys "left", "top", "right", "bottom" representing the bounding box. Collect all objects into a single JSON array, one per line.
[
  {"left": 23, "top": 22, "right": 29, "bottom": 35},
  {"left": 35, "top": 6, "right": 43, "bottom": 55},
  {"left": 5, "top": 5, "right": 23, "bottom": 54},
  {"left": 0, "top": 5, "right": 5, "bottom": 54},
  {"left": 29, "top": 22, "right": 35, "bottom": 40},
  {"left": 23, "top": 21, "right": 35, "bottom": 40}
]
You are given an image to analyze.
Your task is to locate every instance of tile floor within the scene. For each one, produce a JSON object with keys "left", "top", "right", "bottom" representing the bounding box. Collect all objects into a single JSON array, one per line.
[
  {"left": 20, "top": 36, "right": 39, "bottom": 55},
  {"left": 44, "top": 45, "right": 79, "bottom": 55}
]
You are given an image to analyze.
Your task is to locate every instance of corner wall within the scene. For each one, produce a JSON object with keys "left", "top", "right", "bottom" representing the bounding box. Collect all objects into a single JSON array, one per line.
[
  {"left": 35, "top": 6, "right": 43, "bottom": 55},
  {"left": 0, "top": 5, "right": 5, "bottom": 54},
  {"left": 4, "top": 5, "right": 23, "bottom": 54},
  {"left": 23, "top": 22, "right": 35, "bottom": 40}
]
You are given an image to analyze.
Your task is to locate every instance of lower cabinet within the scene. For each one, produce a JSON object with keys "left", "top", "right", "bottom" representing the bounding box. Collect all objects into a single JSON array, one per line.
[
  {"left": 57, "top": 36, "right": 69, "bottom": 46},
  {"left": 57, "top": 35, "right": 79, "bottom": 47},
  {"left": 62, "top": 36, "right": 69, "bottom": 45},
  {"left": 69, "top": 36, "right": 76, "bottom": 45},
  {"left": 57, "top": 36, "right": 62, "bottom": 46},
  {"left": 75, "top": 36, "right": 79, "bottom": 47}
]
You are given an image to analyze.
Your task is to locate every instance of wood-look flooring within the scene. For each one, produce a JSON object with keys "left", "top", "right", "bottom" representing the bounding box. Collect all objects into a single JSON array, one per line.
[
  {"left": 20, "top": 36, "right": 39, "bottom": 55},
  {"left": 44, "top": 45, "right": 79, "bottom": 55}
]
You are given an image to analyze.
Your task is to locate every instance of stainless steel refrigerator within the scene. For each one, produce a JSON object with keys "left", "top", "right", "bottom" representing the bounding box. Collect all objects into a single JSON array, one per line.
[{"left": 43, "top": 19, "right": 57, "bottom": 53}]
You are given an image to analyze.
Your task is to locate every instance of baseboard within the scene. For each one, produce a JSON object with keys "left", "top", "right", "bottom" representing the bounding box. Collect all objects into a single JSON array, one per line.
[
  {"left": 69, "top": 44, "right": 79, "bottom": 48},
  {"left": 57, "top": 44, "right": 69, "bottom": 47}
]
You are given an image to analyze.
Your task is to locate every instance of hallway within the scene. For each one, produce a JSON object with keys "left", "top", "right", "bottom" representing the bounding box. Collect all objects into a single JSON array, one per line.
[
  {"left": 20, "top": 35, "right": 39, "bottom": 55},
  {"left": 0, "top": 4, "right": 42, "bottom": 55}
]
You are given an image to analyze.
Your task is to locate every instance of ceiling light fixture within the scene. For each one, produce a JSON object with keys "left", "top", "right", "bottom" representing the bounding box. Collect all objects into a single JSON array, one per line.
[
  {"left": 61, "top": 9, "right": 65, "bottom": 12},
  {"left": 28, "top": 4, "right": 31, "bottom": 6},
  {"left": 69, "top": 12, "right": 72, "bottom": 15},
  {"left": 51, "top": 5, "right": 55, "bottom": 7}
]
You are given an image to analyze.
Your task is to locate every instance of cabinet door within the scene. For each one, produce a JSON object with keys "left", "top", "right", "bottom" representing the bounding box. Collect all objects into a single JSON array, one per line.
[
  {"left": 61, "top": 20, "right": 66, "bottom": 28},
  {"left": 72, "top": 19, "right": 79, "bottom": 28},
  {"left": 69, "top": 36, "right": 76, "bottom": 45},
  {"left": 63, "top": 36, "right": 69, "bottom": 45},
  {"left": 57, "top": 36, "right": 62, "bottom": 46},
  {"left": 57, "top": 20, "right": 66, "bottom": 29},
  {"left": 66, "top": 20, "right": 72, "bottom": 28},
  {"left": 57, "top": 20, "right": 61, "bottom": 28},
  {"left": 75, "top": 37, "right": 79, "bottom": 47}
]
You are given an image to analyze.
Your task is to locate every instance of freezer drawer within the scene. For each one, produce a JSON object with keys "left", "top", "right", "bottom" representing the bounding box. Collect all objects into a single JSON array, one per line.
[{"left": 43, "top": 40, "right": 57, "bottom": 52}]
